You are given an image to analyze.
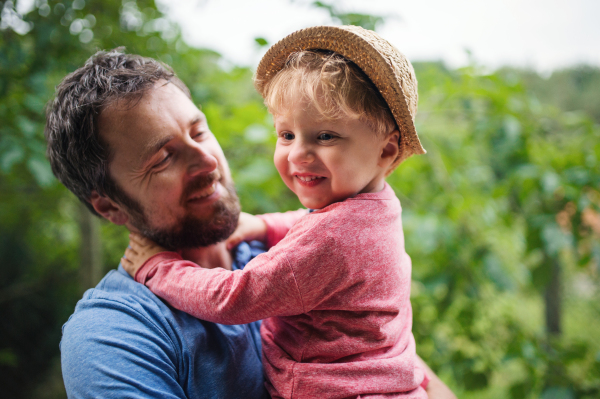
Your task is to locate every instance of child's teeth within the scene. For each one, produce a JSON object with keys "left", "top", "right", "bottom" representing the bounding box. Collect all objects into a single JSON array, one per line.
[{"left": 297, "top": 176, "right": 320, "bottom": 182}]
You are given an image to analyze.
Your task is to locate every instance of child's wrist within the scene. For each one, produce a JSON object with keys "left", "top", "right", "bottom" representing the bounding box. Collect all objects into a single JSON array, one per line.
[
  {"left": 255, "top": 215, "right": 269, "bottom": 243},
  {"left": 135, "top": 251, "right": 183, "bottom": 283}
]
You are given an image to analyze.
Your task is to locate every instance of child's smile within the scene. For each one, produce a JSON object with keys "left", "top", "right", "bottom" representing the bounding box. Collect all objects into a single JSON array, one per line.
[
  {"left": 295, "top": 173, "right": 326, "bottom": 186},
  {"left": 273, "top": 100, "right": 398, "bottom": 210}
]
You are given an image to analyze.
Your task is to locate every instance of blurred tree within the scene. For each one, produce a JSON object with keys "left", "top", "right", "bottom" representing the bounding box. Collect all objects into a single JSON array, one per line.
[
  {"left": 396, "top": 62, "right": 600, "bottom": 398},
  {"left": 501, "top": 65, "right": 600, "bottom": 124}
]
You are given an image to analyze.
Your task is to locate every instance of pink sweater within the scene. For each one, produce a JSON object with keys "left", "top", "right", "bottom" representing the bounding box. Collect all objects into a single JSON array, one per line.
[{"left": 135, "top": 184, "right": 427, "bottom": 398}]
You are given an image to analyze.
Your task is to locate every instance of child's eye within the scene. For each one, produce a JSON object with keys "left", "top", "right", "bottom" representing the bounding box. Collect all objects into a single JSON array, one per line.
[
  {"left": 318, "top": 133, "right": 334, "bottom": 141},
  {"left": 281, "top": 132, "right": 295, "bottom": 140}
]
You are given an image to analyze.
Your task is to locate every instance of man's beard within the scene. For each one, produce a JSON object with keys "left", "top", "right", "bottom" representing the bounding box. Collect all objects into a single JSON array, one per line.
[{"left": 119, "top": 173, "right": 241, "bottom": 251}]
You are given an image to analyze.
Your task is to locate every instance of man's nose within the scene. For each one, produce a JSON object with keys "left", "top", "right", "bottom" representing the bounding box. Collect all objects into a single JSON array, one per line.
[
  {"left": 185, "top": 142, "right": 218, "bottom": 176},
  {"left": 288, "top": 141, "right": 314, "bottom": 165}
]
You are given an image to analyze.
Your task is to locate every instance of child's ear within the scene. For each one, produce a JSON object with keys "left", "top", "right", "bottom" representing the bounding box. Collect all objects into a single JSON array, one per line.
[
  {"left": 89, "top": 191, "right": 129, "bottom": 225},
  {"left": 379, "top": 130, "right": 400, "bottom": 166}
]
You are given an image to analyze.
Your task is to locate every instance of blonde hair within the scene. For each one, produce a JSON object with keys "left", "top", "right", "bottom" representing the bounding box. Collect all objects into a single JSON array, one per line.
[{"left": 259, "top": 50, "right": 397, "bottom": 136}]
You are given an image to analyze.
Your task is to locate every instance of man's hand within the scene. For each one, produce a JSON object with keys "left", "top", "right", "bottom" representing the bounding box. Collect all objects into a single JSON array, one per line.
[
  {"left": 225, "top": 212, "right": 268, "bottom": 250},
  {"left": 417, "top": 356, "right": 457, "bottom": 399},
  {"left": 121, "top": 233, "right": 167, "bottom": 278}
]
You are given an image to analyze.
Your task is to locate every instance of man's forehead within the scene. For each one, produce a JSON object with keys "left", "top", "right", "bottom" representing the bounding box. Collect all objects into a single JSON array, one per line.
[
  {"left": 98, "top": 82, "right": 207, "bottom": 166},
  {"left": 99, "top": 82, "right": 202, "bottom": 137},
  {"left": 100, "top": 81, "right": 168, "bottom": 118}
]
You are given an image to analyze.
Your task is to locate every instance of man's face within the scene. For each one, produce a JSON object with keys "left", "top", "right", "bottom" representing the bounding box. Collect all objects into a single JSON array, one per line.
[{"left": 98, "top": 81, "right": 240, "bottom": 250}]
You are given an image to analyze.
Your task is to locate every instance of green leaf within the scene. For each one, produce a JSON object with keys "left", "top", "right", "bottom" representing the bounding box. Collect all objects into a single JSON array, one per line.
[
  {"left": 244, "top": 124, "right": 270, "bottom": 143},
  {"left": 27, "top": 157, "right": 55, "bottom": 187},
  {"left": 16, "top": 115, "right": 37, "bottom": 138},
  {"left": 540, "top": 387, "right": 575, "bottom": 399},
  {"left": 254, "top": 37, "right": 268, "bottom": 47},
  {"left": 0, "top": 143, "right": 25, "bottom": 173},
  {"left": 235, "top": 158, "right": 276, "bottom": 186},
  {"left": 541, "top": 223, "right": 572, "bottom": 256}
]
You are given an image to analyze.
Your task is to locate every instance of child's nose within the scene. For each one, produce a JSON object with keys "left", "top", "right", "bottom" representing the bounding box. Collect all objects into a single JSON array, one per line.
[{"left": 288, "top": 142, "right": 314, "bottom": 165}]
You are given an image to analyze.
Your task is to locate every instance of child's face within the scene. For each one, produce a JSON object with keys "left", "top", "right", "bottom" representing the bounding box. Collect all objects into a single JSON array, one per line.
[{"left": 273, "top": 99, "right": 393, "bottom": 209}]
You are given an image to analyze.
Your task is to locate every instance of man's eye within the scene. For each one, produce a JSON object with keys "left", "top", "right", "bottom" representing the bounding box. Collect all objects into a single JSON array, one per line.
[
  {"left": 154, "top": 153, "right": 171, "bottom": 168},
  {"left": 192, "top": 131, "right": 204, "bottom": 140},
  {"left": 318, "top": 133, "right": 333, "bottom": 141}
]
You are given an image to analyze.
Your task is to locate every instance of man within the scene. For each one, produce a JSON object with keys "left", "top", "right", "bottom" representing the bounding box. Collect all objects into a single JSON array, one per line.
[{"left": 46, "top": 49, "right": 455, "bottom": 398}]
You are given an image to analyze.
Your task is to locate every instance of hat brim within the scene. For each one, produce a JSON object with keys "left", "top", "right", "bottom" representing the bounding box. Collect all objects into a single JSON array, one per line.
[{"left": 255, "top": 25, "right": 426, "bottom": 168}]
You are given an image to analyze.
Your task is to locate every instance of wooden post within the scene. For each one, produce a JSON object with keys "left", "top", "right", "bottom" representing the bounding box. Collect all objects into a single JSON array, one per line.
[{"left": 544, "top": 256, "right": 561, "bottom": 336}]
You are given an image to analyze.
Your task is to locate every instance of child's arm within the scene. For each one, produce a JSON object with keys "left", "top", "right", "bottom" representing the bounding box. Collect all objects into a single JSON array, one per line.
[
  {"left": 225, "top": 209, "right": 308, "bottom": 250},
  {"left": 121, "top": 233, "right": 169, "bottom": 279},
  {"left": 225, "top": 212, "right": 268, "bottom": 250},
  {"left": 131, "top": 232, "right": 309, "bottom": 325}
]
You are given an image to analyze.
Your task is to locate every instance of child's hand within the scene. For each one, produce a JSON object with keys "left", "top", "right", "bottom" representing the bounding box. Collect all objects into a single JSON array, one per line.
[
  {"left": 225, "top": 212, "right": 268, "bottom": 250},
  {"left": 121, "top": 232, "right": 167, "bottom": 278}
]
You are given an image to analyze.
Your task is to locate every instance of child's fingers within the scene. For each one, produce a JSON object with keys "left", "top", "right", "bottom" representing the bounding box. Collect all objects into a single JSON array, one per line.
[
  {"left": 129, "top": 232, "right": 164, "bottom": 252},
  {"left": 124, "top": 246, "right": 138, "bottom": 259},
  {"left": 128, "top": 239, "right": 141, "bottom": 252},
  {"left": 129, "top": 232, "right": 149, "bottom": 247},
  {"left": 121, "top": 256, "right": 137, "bottom": 277},
  {"left": 225, "top": 234, "right": 242, "bottom": 250},
  {"left": 129, "top": 232, "right": 156, "bottom": 247},
  {"left": 121, "top": 255, "right": 133, "bottom": 268}
]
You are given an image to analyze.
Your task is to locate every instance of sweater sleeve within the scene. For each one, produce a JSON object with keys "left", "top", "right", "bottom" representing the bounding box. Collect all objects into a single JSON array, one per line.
[
  {"left": 135, "top": 249, "right": 305, "bottom": 325},
  {"left": 256, "top": 209, "right": 308, "bottom": 248}
]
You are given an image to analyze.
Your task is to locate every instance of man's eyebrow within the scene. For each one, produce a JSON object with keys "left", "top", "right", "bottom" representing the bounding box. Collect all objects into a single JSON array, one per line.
[
  {"left": 139, "top": 115, "right": 204, "bottom": 164},
  {"left": 190, "top": 114, "right": 204, "bottom": 127},
  {"left": 140, "top": 135, "right": 174, "bottom": 164}
]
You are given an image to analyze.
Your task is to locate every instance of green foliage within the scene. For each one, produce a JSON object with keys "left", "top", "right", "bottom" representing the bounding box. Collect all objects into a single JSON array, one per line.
[
  {"left": 311, "top": 1, "right": 385, "bottom": 31},
  {"left": 395, "top": 62, "right": 600, "bottom": 398},
  {"left": 254, "top": 37, "right": 268, "bottom": 47},
  {"left": 1, "top": 1, "right": 599, "bottom": 398},
  {"left": 500, "top": 66, "right": 600, "bottom": 124}
]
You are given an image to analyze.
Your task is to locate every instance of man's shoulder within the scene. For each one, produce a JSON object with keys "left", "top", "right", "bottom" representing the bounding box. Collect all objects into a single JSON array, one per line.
[
  {"left": 68, "top": 267, "right": 169, "bottom": 328},
  {"left": 61, "top": 267, "right": 180, "bottom": 354},
  {"left": 61, "top": 265, "right": 267, "bottom": 398},
  {"left": 60, "top": 267, "right": 185, "bottom": 397},
  {"left": 79, "top": 267, "right": 164, "bottom": 310}
]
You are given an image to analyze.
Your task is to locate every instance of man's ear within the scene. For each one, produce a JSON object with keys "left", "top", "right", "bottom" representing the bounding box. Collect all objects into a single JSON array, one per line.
[
  {"left": 379, "top": 130, "right": 400, "bottom": 167},
  {"left": 89, "top": 191, "right": 129, "bottom": 225}
]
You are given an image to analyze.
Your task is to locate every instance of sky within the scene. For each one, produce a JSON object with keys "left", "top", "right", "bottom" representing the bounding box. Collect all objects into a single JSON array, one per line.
[{"left": 158, "top": 0, "right": 600, "bottom": 73}]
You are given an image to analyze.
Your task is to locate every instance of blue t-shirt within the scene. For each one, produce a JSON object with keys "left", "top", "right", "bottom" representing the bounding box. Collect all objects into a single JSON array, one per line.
[{"left": 60, "top": 242, "right": 269, "bottom": 399}]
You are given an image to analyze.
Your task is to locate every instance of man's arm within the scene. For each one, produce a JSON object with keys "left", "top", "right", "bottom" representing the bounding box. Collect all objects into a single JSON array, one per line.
[
  {"left": 417, "top": 355, "right": 457, "bottom": 399},
  {"left": 61, "top": 298, "right": 185, "bottom": 398}
]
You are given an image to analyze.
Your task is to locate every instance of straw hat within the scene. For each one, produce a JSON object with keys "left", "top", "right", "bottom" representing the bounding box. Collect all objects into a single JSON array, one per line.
[{"left": 255, "top": 25, "right": 426, "bottom": 167}]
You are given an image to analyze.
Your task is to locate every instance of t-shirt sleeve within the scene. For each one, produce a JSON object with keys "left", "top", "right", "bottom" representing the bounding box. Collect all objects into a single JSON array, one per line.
[
  {"left": 61, "top": 297, "right": 185, "bottom": 399},
  {"left": 257, "top": 209, "right": 308, "bottom": 248}
]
